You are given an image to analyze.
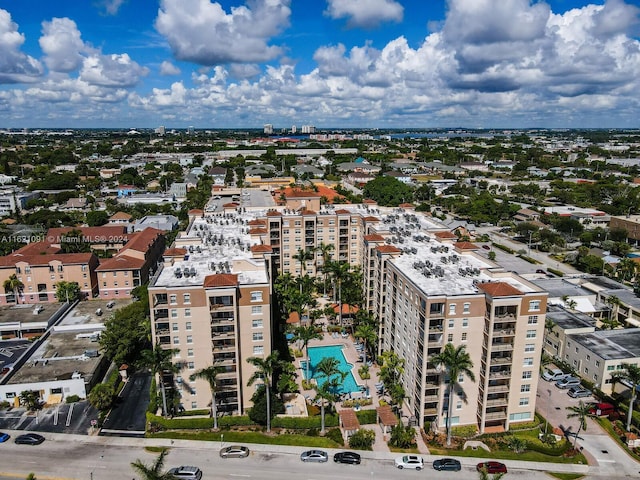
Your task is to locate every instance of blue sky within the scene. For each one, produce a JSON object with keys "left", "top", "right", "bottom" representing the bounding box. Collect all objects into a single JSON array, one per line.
[{"left": 0, "top": 0, "right": 639, "bottom": 129}]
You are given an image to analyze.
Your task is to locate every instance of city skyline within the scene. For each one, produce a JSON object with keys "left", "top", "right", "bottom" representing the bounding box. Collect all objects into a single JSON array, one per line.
[{"left": 0, "top": 0, "right": 639, "bottom": 129}]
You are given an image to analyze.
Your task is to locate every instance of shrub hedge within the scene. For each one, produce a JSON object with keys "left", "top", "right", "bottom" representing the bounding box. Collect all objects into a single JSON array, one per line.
[{"left": 356, "top": 409, "right": 377, "bottom": 425}]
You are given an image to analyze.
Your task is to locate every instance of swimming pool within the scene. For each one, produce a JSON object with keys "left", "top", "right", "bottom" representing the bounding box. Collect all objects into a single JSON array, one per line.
[{"left": 301, "top": 344, "right": 360, "bottom": 394}]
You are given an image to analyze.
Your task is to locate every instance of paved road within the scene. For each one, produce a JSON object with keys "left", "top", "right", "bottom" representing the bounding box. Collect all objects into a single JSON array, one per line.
[
  {"left": 0, "top": 400, "right": 97, "bottom": 435},
  {"left": 100, "top": 371, "right": 151, "bottom": 436}
]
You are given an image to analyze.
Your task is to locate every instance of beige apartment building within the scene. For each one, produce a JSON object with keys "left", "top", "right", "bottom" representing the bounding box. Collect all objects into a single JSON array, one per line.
[{"left": 151, "top": 201, "right": 547, "bottom": 433}]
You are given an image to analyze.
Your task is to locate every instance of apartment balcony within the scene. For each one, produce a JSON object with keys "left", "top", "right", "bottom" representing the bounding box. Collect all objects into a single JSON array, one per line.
[
  {"left": 429, "top": 323, "right": 444, "bottom": 332},
  {"left": 424, "top": 407, "right": 438, "bottom": 416},
  {"left": 210, "top": 303, "right": 234, "bottom": 312},
  {"left": 487, "top": 384, "right": 510, "bottom": 394},
  {"left": 154, "top": 296, "right": 168, "bottom": 306},
  {"left": 424, "top": 394, "right": 439, "bottom": 402},
  {"left": 427, "top": 334, "right": 443, "bottom": 346},
  {"left": 211, "top": 317, "right": 235, "bottom": 325},
  {"left": 492, "top": 329, "right": 515, "bottom": 338},
  {"left": 485, "top": 410, "right": 508, "bottom": 420},
  {"left": 214, "top": 357, "right": 237, "bottom": 366},
  {"left": 488, "top": 370, "right": 511, "bottom": 379},
  {"left": 213, "top": 345, "right": 235, "bottom": 353},
  {"left": 490, "top": 356, "right": 512, "bottom": 366},
  {"left": 485, "top": 397, "right": 509, "bottom": 407},
  {"left": 212, "top": 330, "right": 235, "bottom": 339},
  {"left": 157, "top": 336, "right": 170, "bottom": 346},
  {"left": 155, "top": 328, "right": 170, "bottom": 336},
  {"left": 218, "top": 371, "right": 237, "bottom": 379},
  {"left": 491, "top": 343, "right": 514, "bottom": 352}
]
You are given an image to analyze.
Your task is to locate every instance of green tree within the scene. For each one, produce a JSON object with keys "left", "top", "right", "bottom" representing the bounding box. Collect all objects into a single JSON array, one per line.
[
  {"left": 3, "top": 274, "right": 23, "bottom": 304},
  {"left": 139, "top": 345, "right": 181, "bottom": 418},
  {"left": 378, "top": 351, "right": 405, "bottom": 409},
  {"left": 354, "top": 322, "right": 377, "bottom": 365},
  {"left": 292, "top": 248, "right": 314, "bottom": 277},
  {"left": 59, "top": 229, "right": 91, "bottom": 254},
  {"left": 388, "top": 423, "right": 416, "bottom": 449},
  {"left": 88, "top": 383, "right": 115, "bottom": 411},
  {"left": 130, "top": 449, "right": 176, "bottom": 480},
  {"left": 19, "top": 390, "right": 42, "bottom": 411},
  {"left": 362, "top": 176, "right": 413, "bottom": 206},
  {"left": 293, "top": 325, "right": 322, "bottom": 381},
  {"left": 348, "top": 428, "right": 375, "bottom": 450},
  {"left": 432, "top": 343, "right": 476, "bottom": 446},
  {"left": 565, "top": 400, "right": 597, "bottom": 448},
  {"left": 612, "top": 363, "right": 640, "bottom": 431},
  {"left": 54, "top": 281, "right": 81, "bottom": 302},
  {"left": 86, "top": 210, "right": 109, "bottom": 227},
  {"left": 247, "top": 350, "right": 281, "bottom": 432},
  {"left": 190, "top": 364, "right": 224, "bottom": 429},
  {"left": 315, "top": 357, "right": 345, "bottom": 434},
  {"left": 100, "top": 300, "right": 150, "bottom": 366},
  {"left": 316, "top": 242, "right": 335, "bottom": 294}
]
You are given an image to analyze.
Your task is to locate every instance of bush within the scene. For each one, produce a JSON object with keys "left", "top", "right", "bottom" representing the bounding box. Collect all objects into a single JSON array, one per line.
[
  {"left": 325, "top": 427, "right": 344, "bottom": 446},
  {"left": 356, "top": 409, "right": 377, "bottom": 425},
  {"left": 348, "top": 428, "right": 375, "bottom": 450},
  {"left": 493, "top": 243, "right": 515, "bottom": 254},
  {"left": 548, "top": 267, "right": 564, "bottom": 277},
  {"left": 147, "top": 377, "right": 158, "bottom": 414},
  {"left": 451, "top": 424, "right": 478, "bottom": 438},
  {"left": 0, "top": 401, "right": 10, "bottom": 410},
  {"left": 272, "top": 415, "right": 339, "bottom": 429},
  {"left": 307, "top": 427, "right": 319, "bottom": 436},
  {"left": 65, "top": 395, "right": 81, "bottom": 403}
]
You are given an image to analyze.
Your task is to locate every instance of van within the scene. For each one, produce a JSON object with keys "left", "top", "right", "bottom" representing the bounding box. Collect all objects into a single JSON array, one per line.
[
  {"left": 589, "top": 402, "right": 616, "bottom": 417},
  {"left": 555, "top": 376, "right": 581, "bottom": 389},
  {"left": 542, "top": 368, "right": 570, "bottom": 382}
]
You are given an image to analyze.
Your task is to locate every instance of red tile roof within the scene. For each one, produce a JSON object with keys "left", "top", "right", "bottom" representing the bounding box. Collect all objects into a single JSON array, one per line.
[
  {"left": 204, "top": 273, "right": 239, "bottom": 288},
  {"left": 248, "top": 227, "right": 268, "bottom": 235},
  {"left": 339, "top": 409, "right": 361, "bottom": 431},
  {"left": 164, "top": 248, "right": 187, "bottom": 257},
  {"left": 363, "top": 199, "right": 377, "bottom": 204},
  {"left": 477, "top": 282, "right": 523, "bottom": 297},
  {"left": 454, "top": 242, "right": 479, "bottom": 250},
  {"left": 250, "top": 245, "right": 273, "bottom": 253},
  {"left": 376, "top": 405, "right": 398, "bottom": 426},
  {"left": 13, "top": 241, "right": 60, "bottom": 256},
  {"left": 47, "top": 226, "right": 129, "bottom": 243},
  {"left": 376, "top": 245, "right": 401, "bottom": 254},
  {"left": 122, "top": 228, "right": 163, "bottom": 253},
  {"left": 363, "top": 216, "right": 380, "bottom": 222},
  {"left": 434, "top": 231, "right": 457, "bottom": 239},
  {"left": 277, "top": 188, "right": 321, "bottom": 198},
  {"left": 286, "top": 311, "right": 300, "bottom": 324},
  {"left": 109, "top": 211, "right": 132, "bottom": 220},
  {"left": 331, "top": 303, "right": 359, "bottom": 315},
  {"left": 334, "top": 209, "right": 351, "bottom": 214},
  {"left": 364, "top": 234, "right": 385, "bottom": 242},
  {"left": 223, "top": 202, "right": 239, "bottom": 208},
  {"left": 96, "top": 255, "right": 145, "bottom": 271},
  {"left": 0, "top": 252, "right": 95, "bottom": 267},
  {"left": 188, "top": 209, "right": 204, "bottom": 215},
  {"left": 399, "top": 203, "right": 415, "bottom": 208},
  {"left": 300, "top": 209, "right": 317, "bottom": 215},
  {"left": 266, "top": 210, "right": 282, "bottom": 216},
  {"left": 248, "top": 219, "right": 267, "bottom": 226}
]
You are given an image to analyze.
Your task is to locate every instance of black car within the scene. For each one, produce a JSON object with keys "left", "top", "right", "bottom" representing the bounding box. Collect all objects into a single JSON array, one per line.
[
  {"left": 433, "top": 458, "right": 461, "bottom": 471},
  {"left": 14, "top": 433, "right": 45, "bottom": 445},
  {"left": 333, "top": 451, "right": 361, "bottom": 465}
]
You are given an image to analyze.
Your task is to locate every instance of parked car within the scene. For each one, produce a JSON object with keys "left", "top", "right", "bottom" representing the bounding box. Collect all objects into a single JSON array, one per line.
[
  {"left": 0, "top": 432, "right": 10, "bottom": 443},
  {"left": 567, "top": 386, "right": 592, "bottom": 398},
  {"left": 395, "top": 455, "right": 424, "bottom": 470},
  {"left": 556, "top": 376, "right": 581, "bottom": 389},
  {"left": 219, "top": 445, "right": 250, "bottom": 458},
  {"left": 482, "top": 245, "right": 491, "bottom": 250},
  {"left": 542, "top": 368, "right": 570, "bottom": 382},
  {"left": 300, "top": 450, "right": 328, "bottom": 463},
  {"left": 589, "top": 402, "right": 616, "bottom": 417},
  {"left": 167, "top": 466, "right": 203, "bottom": 480},
  {"left": 14, "top": 433, "right": 45, "bottom": 445},
  {"left": 536, "top": 269, "right": 547, "bottom": 274},
  {"left": 476, "top": 461, "right": 507, "bottom": 474},
  {"left": 333, "top": 451, "right": 361, "bottom": 465},
  {"left": 433, "top": 458, "right": 462, "bottom": 471}
]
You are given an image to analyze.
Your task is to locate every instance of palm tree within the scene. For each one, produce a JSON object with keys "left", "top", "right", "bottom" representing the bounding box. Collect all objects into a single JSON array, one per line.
[
  {"left": 606, "top": 295, "right": 622, "bottom": 326},
  {"left": 612, "top": 363, "right": 640, "bottom": 431},
  {"left": 292, "top": 248, "right": 314, "bottom": 276},
  {"left": 138, "top": 345, "right": 181, "bottom": 418},
  {"left": 432, "top": 343, "right": 476, "bottom": 446},
  {"left": 246, "top": 350, "right": 281, "bottom": 433},
  {"left": 566, "top": 400, "right": 597, "bottom": 449},
  {"left": 315, "top": 357, "right": 346, "bottom": 434},
  {"left": 190, "top": 364, "right": 224, "bottom": 430},
  {"left": 316, "top": 242, "right": 335, "bottom": 295},
  {"left": 325, "top": 260, "right": 351, "bottom": 326},
  {"left": 477, "top": 466, "right": 505, "bottom": 480},
  {"left": 294, "top": 325, "right": 323, "bottom": 381},
  {"left": 3, "top": 274, "right": 23, "bottom": 304},
  {"left": 354, "top": 323, "right": 377, "bottom": 365},
  {"left": 131, "top": 449, "right": 176, "bottom": 480}
]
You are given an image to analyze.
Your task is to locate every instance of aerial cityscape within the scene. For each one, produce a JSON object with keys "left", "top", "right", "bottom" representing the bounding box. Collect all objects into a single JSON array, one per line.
[{"left": 0, "top": 1, "right": 640, "bottom": 480}]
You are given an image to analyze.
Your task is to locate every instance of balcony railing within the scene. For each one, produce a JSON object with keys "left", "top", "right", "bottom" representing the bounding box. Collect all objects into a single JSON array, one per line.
[
  {"left": 490, "top": 356, "right": 512, "bottom": 366},
  {"left": 487, "top": 384, "right": 510, "bottom": 393},
  {"left": 485, "top": 410, "right": 508, "bottom": 420},
  {"left": 492, "top": 329, "right": 515, "bottom": 337},
  {"left": 491, "top": 343, "right": 514, "bottom": 352},
  {"left": 486, "top": 398, "right": 508, "bottom": 407}
]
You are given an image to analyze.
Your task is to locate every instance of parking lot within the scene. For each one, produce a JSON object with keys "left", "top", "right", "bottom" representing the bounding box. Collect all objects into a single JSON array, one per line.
[{"left": 0, "top": 399, "right": 97, "bottom": 435}]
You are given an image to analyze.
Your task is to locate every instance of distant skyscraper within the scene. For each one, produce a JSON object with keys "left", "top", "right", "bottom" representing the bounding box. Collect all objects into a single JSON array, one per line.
[
  {"left": 301, "top": 125, "right": 315, "bottom": 134},
  {"left": 291, "top": 125, "right": 297, "bottom": 134},
  {"left": 155, "top": 126, "right": 166, "bottom": 136},
  {"left": 264, "top": 124, "right": 273, "bottom": 135},
  {"left": 187, "top": 126, "right": 195, "bottom": 135}
]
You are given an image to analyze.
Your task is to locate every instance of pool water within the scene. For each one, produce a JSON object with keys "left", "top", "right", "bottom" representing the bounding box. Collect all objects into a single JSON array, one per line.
[{"left": 301, "top": 344, "right": 360, "bottom": 394}]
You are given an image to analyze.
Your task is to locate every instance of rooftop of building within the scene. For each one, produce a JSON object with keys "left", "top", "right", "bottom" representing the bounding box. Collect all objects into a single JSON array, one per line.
[
  {"left": 570, "top": 329, "right": 640, "bottom": 361},
  {"left": 546, "top": 305, "right": 597, "bottom": 331},
  {"left": 0, "top": 303, "right": 62, "bottom": 326}
]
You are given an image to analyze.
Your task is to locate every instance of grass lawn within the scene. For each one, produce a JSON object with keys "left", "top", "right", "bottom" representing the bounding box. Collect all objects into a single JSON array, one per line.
[
  {"left": 427, "top": 445, "right": 586, "bottom": 464},
  {"left": 147, "top": 430, "right": 342, "bottom": 448},
  {"left": 596, "top": 418, "right": 640, "bottom": 462},
  {"left": 547, "top": 473, "right": 585, "bottom": 480}
]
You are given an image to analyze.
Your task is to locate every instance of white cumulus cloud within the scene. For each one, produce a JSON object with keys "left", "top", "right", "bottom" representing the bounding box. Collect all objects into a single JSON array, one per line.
[
  {"left": 80, "top": 53, "right": 149, "bottom": 87},
  {"left": 155, "top": 0, "right": 291, "bottom": 65},
  {"left": 39, "top": 18, "right": 86, "bottom": 72},
  {"left": 0, "top": 9, "right": 43, "bottom": 83},
  {"left": 324, "top": 0, "right": 403, "bottom": 29},
  {"left": 160, "top": 60, "right": 181, "bottom": 76}
]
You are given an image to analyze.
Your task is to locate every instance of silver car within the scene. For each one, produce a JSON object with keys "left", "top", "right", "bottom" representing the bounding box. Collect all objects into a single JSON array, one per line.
[
  {"left": 220, "top": 445, "right": 250, "bottom": 458},
  {"left": 300, "top": 450, "right": 329, "bottom": 462},
  {"left": 167, "top": 466, "right": 202, "bottom": 480}
]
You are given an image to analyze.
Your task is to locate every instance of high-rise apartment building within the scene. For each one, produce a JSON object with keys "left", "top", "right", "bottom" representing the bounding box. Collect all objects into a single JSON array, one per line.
[
  {"left": 263, "top": 124, "right": 273, "bottom": 135},
  {"left": 150, "top": 203, "right": 546, "bottom": 432}
]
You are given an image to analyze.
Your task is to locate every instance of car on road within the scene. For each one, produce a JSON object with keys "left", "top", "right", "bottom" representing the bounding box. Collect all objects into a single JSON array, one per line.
[
  {"left": 167, "top": 466, "right": 203, "bottom": 479},
  {"left": 476, "top": 461, "right": 507, "bottom": 474},
  {"left": 14, "top": 433, "right": 45, "bottom": 445},
  {"left": 536, "top": 269, "right": 547, "bottom": 274},
  {"left": 433, "top": 458, "right": 462, "bottom": 471},
  {"left": 300, "top": 450, "right": 328, "bottom": 463},
  {"left": 567, "top": 386, "right": 592, "bottom": 398},
  {"left": 482, "top": 245, "right": 491, "bottom": 250},
  {"left": 219, "top": 445, "right": 250, "bottom": 458},
  {"left": 395, "top": 455, "right": 424, "bottom": 470},
  {"left": 0, "top": 432, "right": 10, "bottom": 443},
  {"left": 333, "top": 451, "right": 361, "bottom": 465}
]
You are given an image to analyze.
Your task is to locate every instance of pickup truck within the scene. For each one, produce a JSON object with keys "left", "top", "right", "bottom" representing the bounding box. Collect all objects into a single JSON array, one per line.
[{"left": 542, "top": 368, "right": 570, "bottom": 382}]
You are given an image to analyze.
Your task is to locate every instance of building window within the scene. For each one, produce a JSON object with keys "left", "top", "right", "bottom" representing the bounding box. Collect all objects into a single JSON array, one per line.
[
  {"left": 528, "top": 315, "right": 538, "bottom": 324},
  {"left": 183, "top": 293, "right": 191, "bottom": 304},
  {"left": 187, "top": 349, "right": 194, "bottom": 357},
  {"left": 250, "top": 291, "right": 263, "bottom": 302},
  {"left": 449, "top": 304, "right": 456, "bottom": 315},
  {"left": 607, "top": 365, "right": 614, "bottom": 371},
  {"left": 171, "top": 309, "right": 178, "bottom": 318},
  {"left": 173, "top": 337, "right": 179, "bottom": 345},
  {"left": 529, "top": 300, "right": 540, "bottom": 312},
  {"left": 584, "top": 367, "right": 589, "bottom": 374},
  {"left": 596, "top": 360, "right": 601, "bottom": 367},
  {"left": 252, "top": 306, "right": 262, "bottom": 315},
  {"left": 523, "top": 357, "right": 534, "bottom": 366},
  {"left": 510, "top": 412, "right": 531, "bottom": 421},
  {"left": 188, "top": 362, "right": 195, "bottom": 369},
  {"left": 172, "top": 323, "right": 178, "bottom": 331},
  {"left": 456, "top": 401, "right": 462, "bottom": 410},
  {"left": 526, "top": 329, "right": 536, "bottom": 339},
  {"left": 186, "top": 335, "right": 193, "bottom": 344},
  {"left": 185, "top": 308, "right": 191, "bottom": 317},
  {"left": 185, "top": 322, "right": 192, "bottom": 330},
  {"left": 448, "top": 319, "right": 454, "bottom": 328},
  {"left": 462, "top": 318, "right": 468, "bottom": 328},
  {"left": 253, "top": 332, "right": 264, "bottom": 341},
  {"left": 520, "top": 384, "right": 531, "bottom": 393},
  {"left": 461, "top": 332, "right": 467, "bottom": 341},
  {"left": 586, "top": 354, "right": 590, "bottom": 361},
  {"left": 252, "top": 319, "right": 263, "bottom": 328},
  {"left": 253, "top": 345, "right": 264, "bottom": 355},
  {"left": 519, "top": 397, "right": 529, "bottom": 406},
  {"left": 522, "top": 371, "right": 532, "bottom": 379},
  {"left": 463, "top": 303, "right": 470, "bottom": 314},
  {"left": 524, "top": 343, "right": 535, "bottom": 352},
  {"left": 447, "top": 333, "right": 454, "bottom": 342}
]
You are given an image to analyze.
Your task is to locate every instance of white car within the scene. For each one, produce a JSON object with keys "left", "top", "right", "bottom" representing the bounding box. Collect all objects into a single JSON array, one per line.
[{"left": 395, "top": 455, "right": 424, "bottom": 470}]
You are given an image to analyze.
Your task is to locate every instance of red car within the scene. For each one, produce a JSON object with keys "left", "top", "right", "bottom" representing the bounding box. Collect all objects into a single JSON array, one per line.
[{"left": 477, "top": 461, "right": 507, "bottom": 474}]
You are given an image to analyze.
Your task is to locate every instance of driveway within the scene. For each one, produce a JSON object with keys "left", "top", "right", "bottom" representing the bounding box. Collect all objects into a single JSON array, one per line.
[{"left": 100, "top": 370, "right": 151, "bottom": 437}]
